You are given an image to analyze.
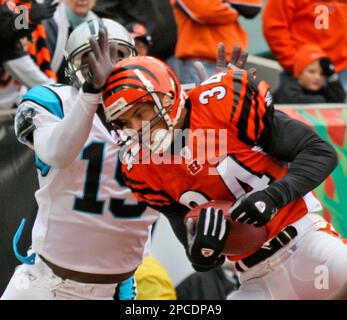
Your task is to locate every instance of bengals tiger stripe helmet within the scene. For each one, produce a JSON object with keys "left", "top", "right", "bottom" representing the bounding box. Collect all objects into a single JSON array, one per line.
[{"left": 102, "top": 56, "right": 186, "bottom": 153}]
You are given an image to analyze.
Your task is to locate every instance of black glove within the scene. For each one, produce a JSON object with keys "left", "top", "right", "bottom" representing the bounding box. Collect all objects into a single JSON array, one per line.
[
  {"left": 320, "top": 57, "right": 336, "bottom": 79},
  {"left": 29, "top": 0, "right": 58, "bottom": 23},
  {"left": 186, "top": 207, "right": 230, "bottom": 272},
  {"left": 83, "top": 27, "right": 114, "bottom": 93},
  {"left": 229, "top": 190, "right": 278, "bottom": 227}
]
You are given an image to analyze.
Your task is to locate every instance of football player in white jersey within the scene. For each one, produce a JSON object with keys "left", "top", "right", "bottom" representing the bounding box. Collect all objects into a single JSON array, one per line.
[{"left": 1, "top": 18, "right": 159, "bottom": 300}]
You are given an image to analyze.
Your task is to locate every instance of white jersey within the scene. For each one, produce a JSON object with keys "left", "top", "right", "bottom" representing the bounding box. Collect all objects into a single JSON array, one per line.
[{"left": 16, "top": 84, "right": 159, "bottom": 274}]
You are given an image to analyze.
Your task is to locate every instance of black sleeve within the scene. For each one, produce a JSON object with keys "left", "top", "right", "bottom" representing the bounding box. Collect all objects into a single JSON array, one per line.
[
  {"left": 0, "top": 4, "right": 31, "bottom": 62},
  {"left": 258, "top": 110, "right": 338, "bottom": 208},
  {"left": 0, "top": 40, "right": 26, "bottom": 62},
  {"left": 273, "top": 78, "right": 326, "bottom": 104},
  {"left": 229, "top": 3, "right": 261, "bottom": 19},
  {"left": 0, "top": 5, "right": 34, "bottom": 42},
  {"left": 322, "top": 79, "right": 346, "bottom": 103}
]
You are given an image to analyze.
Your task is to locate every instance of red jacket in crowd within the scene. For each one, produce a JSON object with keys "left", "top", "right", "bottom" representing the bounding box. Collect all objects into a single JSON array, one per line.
[
  {"left": 171, "top": 0, "right": 262, "bottom": 62},
  {"left": 263, "top": 0, "right": 347, "bottom": 73}
]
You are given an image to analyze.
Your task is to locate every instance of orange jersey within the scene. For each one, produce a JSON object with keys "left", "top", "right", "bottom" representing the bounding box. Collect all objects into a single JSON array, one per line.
[
  {"left": 170, "top": 0, "right": 251, "bottom": 61},
  {"left": 263, "top": 0, "right": 347, "bottom": 73},
  {"left": 121, "top": 69, "right": 321, "bottom": 261}
]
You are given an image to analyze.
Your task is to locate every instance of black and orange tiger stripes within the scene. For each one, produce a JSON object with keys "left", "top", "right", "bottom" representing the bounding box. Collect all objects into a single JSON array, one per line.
[
  {"left": 231, "top": 70, "right": 272, "bottom": 146},
  {"left": 13, "top": 0, "right": 57, "bottom": 81}
]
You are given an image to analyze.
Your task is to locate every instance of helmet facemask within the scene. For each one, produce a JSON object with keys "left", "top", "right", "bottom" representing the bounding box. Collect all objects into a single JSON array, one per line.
[
  {"left": 65, "top": 40, "right": 137, "bottom": 88},
  {"left": 64, "top": 18, "right": 137, "bottom": 89},
  {"left": 106, "top": 68, "right": 184, "bottom": 155}
]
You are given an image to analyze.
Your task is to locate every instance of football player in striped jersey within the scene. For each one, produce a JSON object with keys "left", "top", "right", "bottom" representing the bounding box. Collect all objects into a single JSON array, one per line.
[{"left": 101, "top": 56, "right": 347, "bottom": 299}]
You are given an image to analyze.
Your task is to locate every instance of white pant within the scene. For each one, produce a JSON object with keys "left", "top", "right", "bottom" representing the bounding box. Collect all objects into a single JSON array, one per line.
[
  {"left": 1, "top": 255, "right": 136, "bottom": 300},
  {"left": 228, "top": 214, "right": 347, "bottom": 300}
]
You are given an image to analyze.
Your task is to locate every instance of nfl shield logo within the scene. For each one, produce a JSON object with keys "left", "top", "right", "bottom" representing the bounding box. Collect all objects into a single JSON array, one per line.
[{"left": 187, "top": 160, "right": 202, "bottom": 175}]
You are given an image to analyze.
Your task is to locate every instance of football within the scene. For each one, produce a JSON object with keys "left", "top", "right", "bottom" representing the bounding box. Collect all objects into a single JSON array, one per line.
[{"left": 184, "top": 200, "right": 269, "bottom": 256}]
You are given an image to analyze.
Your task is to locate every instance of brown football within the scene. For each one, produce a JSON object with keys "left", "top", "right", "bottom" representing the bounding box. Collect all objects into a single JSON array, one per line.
[{"left": 184, "top": 200, "right": 269, "bottom": 256}]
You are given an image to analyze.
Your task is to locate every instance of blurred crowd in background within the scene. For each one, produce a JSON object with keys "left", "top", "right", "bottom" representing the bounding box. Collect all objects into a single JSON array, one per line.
[{"left": 1, "top": 0, "right": 347, "bottom": 111}]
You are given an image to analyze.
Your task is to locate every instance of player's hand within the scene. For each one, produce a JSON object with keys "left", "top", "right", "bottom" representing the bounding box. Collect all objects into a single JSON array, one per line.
[
  {"left": 29, "top": 0, "right": 58, "bottom": 23},
  {"left": 218, "top": 43, "right": 249, "bottom": 71},
  {"left": 83, "top": 27, "right": 115, "bottom": 93},
  {"left": 229, "top": 190, "right": 278, "bottom": 227},
  {"left": 194, "top": 43, "right": 255, "bottom": 83},
  {"left": 186, "top": 207, "right": 230, "bottom": 272}
]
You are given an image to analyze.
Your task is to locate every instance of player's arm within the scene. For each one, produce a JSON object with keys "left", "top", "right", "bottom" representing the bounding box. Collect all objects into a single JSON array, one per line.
[
  {"left": 15, "top": 87, "right": 101, "bottom": 169},
  {"left": 259, "top": 109, "right": 338, "bottom": 210},
  {"left": 230, "top": 74, "right": 338, "bottom": 226},
  {"left": 14, "top": 28, "right": 113, "bottom": 169}
]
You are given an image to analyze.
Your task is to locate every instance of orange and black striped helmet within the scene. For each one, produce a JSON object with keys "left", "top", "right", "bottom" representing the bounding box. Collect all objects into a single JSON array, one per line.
[{"left": 102, "top": 56, "right": 186, "bottom": 131}]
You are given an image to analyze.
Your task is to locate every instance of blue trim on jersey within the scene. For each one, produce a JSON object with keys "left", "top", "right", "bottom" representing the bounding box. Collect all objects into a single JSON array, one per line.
[
  {"left": 118, "top": 276, "right": 136, "bottom": 300},
  {"left": 22, "top": 86, "right": 64, "bottom": 119},
  {"left": 35, "top": 154, "right": 51, "bottom": 177},
  {"left": 13, "top": 219, "right": 36, "bottom": 265}
]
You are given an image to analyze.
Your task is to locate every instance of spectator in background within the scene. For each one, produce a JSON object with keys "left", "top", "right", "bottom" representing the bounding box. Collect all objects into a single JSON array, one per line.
[
  {"left": 273, "top": 45, "right": 345, "bottom": 104},
  {"left": 0, "top": 0, "right": 57, "bottom": 108},
  {"left": 43, "top": 0, "right": 97, "bottom": 83},
  {"left": 93, "top": 0, "right": 177, "bottom": 61},
  {"left": 135, "top": 256, "right": 176, "bottom": 300},
  {"left": 126, "top": 22, "right": 152, "bottom": 56},
  {"left": 263, "top": 0, "right": 347, "bottom": 96},
  {"left": 170, "top": 0, "right": 262, "bottom": 84}
]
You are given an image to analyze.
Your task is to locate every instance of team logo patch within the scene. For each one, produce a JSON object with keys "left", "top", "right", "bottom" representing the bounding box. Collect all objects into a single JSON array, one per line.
[
  {"left": 201, "top": 248, "right": 214, "bottom": 258},
  {"left": 255, "top": 201, "right": 266, "bottom": 213},
  {"left": 187, "top": 160, "right": 203, "bottom": 175}
]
